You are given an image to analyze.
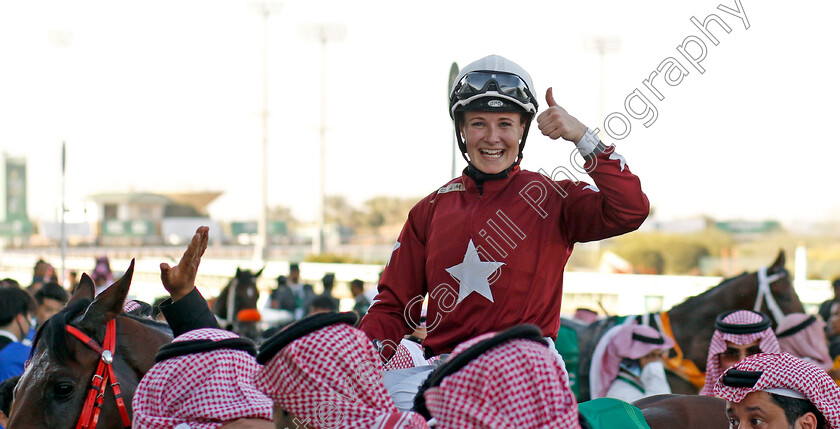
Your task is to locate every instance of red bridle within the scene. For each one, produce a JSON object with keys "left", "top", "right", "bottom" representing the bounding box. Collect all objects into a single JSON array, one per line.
[{"left": 66, "top": 319, "right": 131, "bottom": 429}]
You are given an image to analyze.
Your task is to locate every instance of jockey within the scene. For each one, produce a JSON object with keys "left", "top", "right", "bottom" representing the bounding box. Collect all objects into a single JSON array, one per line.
[
  {"left": 775, "top": 312, "right": 833, "bottom": 371},
  {"left": 254, "top": 312, "right": 428, "bottom": 429},
  {"left": 414, "top": 325, "right": 581, "bottom": 429},
  {"left": 358, "top": 53, "right": 649, "bottom": 401},
  {"left": 700, "top": 310, "right": 780, "bottom": 396},
  {"left": 591, "top": 324, "right": 674, "bottom": 402},
  {"left": 132, "top": 328, "right": 273, "bottom": 428},
  {"left": 714, "top": 353, "right": 840, "bottom": 429}
]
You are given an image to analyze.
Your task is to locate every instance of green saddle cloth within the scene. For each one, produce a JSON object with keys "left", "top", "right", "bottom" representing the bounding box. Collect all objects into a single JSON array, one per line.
[{"left": 578, "top": 398, "right": 651, "bottom": 429}]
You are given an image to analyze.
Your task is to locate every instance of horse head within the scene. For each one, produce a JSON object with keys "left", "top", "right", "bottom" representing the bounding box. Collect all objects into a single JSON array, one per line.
[
  {"left": 8, "top": 259, "right": 172, "bottom": 429},
  {"left": 667, "top": 249, "right": 804, "bottom": 373},
  {"left": 211, "top": 267, "right": 263, "bottom": 339}
]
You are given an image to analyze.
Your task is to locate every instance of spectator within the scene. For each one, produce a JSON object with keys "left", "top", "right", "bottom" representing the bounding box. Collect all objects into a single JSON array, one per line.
[
  {"left": 414, "top": 325, "right": 581, "bottom": 428},
  {"left": 133, "top": 328, "right": 272, "bottom": 427},
  {"left": 254, "top": 312, "right": 427, "bottom": 428},
  {"left": 818, "top": 278, "right": 840, "bottom": 325},
  {"left": 0, "top": 287, "right": 36, "bottom": 380},
  {"left": 309, "top": 295, "right": 339, "bottom": 315},
  {"left": 269, "top": 264, "right": 315, "bottom": 321},
  {"left": 715, "top": 353, "right": 840, "bottom": 429},
  {"left": 775, "top": 313, "right": 833, "bottom": 371},
  {"left": 28, "top": 259, "right": 55, "bottom": 294},
  {"left": 0, "top": 279, "right": 19, "bottom": 289},
  {"left": 314, "top": 273, "right": 340, "bottom": 312},
  {"left": 700, "top": 310, "right": 780, "bottom": 396},
  {"left": 92, "top": 255, "right": 113, "bottom": 296},
  {"left": 350, "top": 279, "right": 371, "bottom": 317},
  {"left": 33, "top": 282, "right": 69, "bottom": 328},
  {"left": 591, "top": 324, "right": 674, "bottom": 402}
]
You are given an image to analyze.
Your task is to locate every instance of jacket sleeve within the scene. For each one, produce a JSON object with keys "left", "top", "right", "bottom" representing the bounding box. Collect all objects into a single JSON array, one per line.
[
  {"left": 640, "top": 361, "right": 672, "bottom": 396},
  {"left": 159, "top": 287, "right": 219, "bottom": 337},
  {"left": 358, "top": 199, "right": 430, "bottom": 360},
  {"left": 561, "top": 144, "right": 650, "bottom": 243}
]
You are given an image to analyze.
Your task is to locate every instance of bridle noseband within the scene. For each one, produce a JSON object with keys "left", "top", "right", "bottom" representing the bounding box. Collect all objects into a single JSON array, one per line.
[
  {"left": 65, "top": 319, "right": 131, "bottom": 429},
  {"left": 753, "top": 266, "right": 787, "bottom": 325}
]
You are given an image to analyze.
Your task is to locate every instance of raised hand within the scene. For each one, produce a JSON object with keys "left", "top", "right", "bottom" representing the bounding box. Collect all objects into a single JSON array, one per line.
[
  {"left": 536, "top": 87, "right": 588, "bottom": 143},
  {"left": 160, "top": 226, "right": 209, "bottom": 302}
]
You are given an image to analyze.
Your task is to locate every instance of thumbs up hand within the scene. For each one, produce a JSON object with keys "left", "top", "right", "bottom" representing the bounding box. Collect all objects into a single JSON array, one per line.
[{"left": 537, "top": 87, "right": 588, "bottom": 143}]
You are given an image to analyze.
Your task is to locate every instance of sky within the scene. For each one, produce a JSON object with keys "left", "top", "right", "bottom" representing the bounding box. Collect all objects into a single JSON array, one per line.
[{"left": 1, "top": 0, "right": 838, "bottom": 227}]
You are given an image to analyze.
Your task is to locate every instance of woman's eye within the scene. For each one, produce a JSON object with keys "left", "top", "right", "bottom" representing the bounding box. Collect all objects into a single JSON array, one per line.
[
  {"left": 53, "top": 383, "right": 74, "bottom": 399},
  {"left": 470, "top": 121, "right": 484, "bottom": 127}
]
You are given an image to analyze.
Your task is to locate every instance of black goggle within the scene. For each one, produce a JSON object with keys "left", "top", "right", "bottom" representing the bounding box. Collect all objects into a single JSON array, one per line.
[{"left": 452, "top": 71, "right": 534, "bottom": 105}]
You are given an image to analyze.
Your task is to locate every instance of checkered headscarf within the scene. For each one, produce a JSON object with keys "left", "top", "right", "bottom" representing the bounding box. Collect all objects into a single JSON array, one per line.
[
  {"left": 132, "top": 328, "right": 273, "bottom": 429},
  {"left": 775, "top": 313, "right": 833, "bottom": 371},
  {"left": 383, "top": 339, "right": 434, "bottom": 371},
  {"left": 253, "top": 320, "right": 428, "bottom": 428},
  {"left": 700, "top": 310, "right": 780, "bottom": 396},
  {"left": 421, "top": 328, "right": 580, "bottom": 429},
  {"left": 714, "top": 353, "right": 840, "bottom": 429}
]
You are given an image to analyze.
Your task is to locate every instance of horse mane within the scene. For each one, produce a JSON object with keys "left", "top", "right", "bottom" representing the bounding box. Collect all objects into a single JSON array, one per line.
[
  {"left": 669, "top": 271, "right": 749, "bottom": 313},
  {"left": 31, "top": 299, "right": 173, "bottom": 362},
  {"left": 31, "top": 298, "right": 91, "bottom": 362}
]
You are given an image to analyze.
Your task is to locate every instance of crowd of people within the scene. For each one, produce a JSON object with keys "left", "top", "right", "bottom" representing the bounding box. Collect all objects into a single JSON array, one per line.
[{"left": 1, "top": 54, "right": 840, "bottom": 428}]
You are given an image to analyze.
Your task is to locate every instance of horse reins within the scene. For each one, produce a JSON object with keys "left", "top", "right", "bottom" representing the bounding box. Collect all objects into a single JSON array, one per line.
[{"left": 66, "top": 319, "right": 131, "bottom": 429}]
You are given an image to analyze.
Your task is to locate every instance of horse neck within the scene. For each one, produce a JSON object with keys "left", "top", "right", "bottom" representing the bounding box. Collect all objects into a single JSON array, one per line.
[
  {"left": 665, "top": 273, "right": 758, "bottom": 368},
  {"left": 116, "top": 316, "right": 173, "bottom": 379}
]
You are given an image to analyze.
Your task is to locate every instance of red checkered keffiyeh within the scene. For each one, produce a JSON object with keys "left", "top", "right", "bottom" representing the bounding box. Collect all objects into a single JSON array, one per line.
[
  {"left": 593, "top": 323, "right": 675, "bottom": 399},
  {"left": 775, "top": 313, "right": 833, "bottom": 371},
  {"left": 253, "top": 323, "right": 428, "bottom": 428},
  {"left": 700, "top": 310, "right": 780, "bottom": 396},
  {"left": 423, "top": 332, "right": 581, "bottom": 429},
  {"left": 714, "top": 353, "right": 840, "bottom": 429},
  {"left": 132, "top": 328, "right": 273, "bottom": 429},
  {"left": 383, "top": 339, "right": 434, "bottom": 371},
  {"left": 123, "top": 300, "right": 141, "bottom": 313}
]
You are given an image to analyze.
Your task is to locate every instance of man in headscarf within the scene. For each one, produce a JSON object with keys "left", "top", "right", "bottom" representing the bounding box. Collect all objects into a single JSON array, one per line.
[
  {"left": 590, "top": 324, "right": 675, "bottom": 402},
  {"left": 714, "top": 353, "right": 840, "bottom": 429},
  {"left": 414, "top": 325, "right": 581, "bottom": 429},
  {"left": 254, "top": 312, "right": 428, "bottom": 429},
  {"left": 700, "top": 310, "right": 780, "bottom": 396},
  {"left": 775, "top": 313, "right": 833, "bottom": 371},
  {"left": 132, "top": 328, "right": 273, "bottom": 429}
]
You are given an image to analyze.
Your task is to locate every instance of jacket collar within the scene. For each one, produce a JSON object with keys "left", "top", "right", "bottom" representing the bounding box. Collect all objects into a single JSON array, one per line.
[{"left": 462, "top": 164, "right": 521, "bottom": 194}]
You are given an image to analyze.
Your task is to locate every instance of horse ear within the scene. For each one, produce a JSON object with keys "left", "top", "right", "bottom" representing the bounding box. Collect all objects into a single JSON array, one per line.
[
  {"left": 235, "top": 267, "right": 242, "bottom": 277},
  {"left": 254, "top": 267, "right": 265, "bottom": 278},
  {"left": 770, "top": 249, "right": 786, "bottom": 272},
  {"left": 79, "top": 259, "right": 134, "bottom": 330},
  {"left": 67, "top": 273, "right": 96, "bottom": 307}
]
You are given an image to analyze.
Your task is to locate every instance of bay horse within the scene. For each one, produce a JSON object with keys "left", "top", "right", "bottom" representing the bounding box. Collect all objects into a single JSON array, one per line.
[
  {"left": 568, "top": 250, "right": 803, "bottom": 401},
  {"left": 211, "top": 267, "right": 263, "bottom": 340},
  {"left": 633, "top": 394, "right": 728, "bottom": 429},
  {"left": 7, "top": 260, "right": 173, "bottom": 429}
]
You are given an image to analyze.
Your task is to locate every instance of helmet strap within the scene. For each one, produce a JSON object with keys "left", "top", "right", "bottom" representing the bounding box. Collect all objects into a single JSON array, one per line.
[{"left": 456, "top": 117, "right": 531, "bottom": 188}]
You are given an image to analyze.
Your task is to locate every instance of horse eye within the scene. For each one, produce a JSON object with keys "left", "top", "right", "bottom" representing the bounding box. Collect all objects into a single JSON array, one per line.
[{"left": 53, "top": 383, "right": 74, "bottom": 399}]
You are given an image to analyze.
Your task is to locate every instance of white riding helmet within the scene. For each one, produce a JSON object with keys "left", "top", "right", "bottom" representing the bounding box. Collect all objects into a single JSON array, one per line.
[{"left": 449, "top": 55, "right": 539, "bottom": 165}]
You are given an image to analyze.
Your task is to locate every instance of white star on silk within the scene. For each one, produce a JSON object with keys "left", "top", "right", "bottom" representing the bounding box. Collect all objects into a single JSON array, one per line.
[
  {"left": 609, "top": 151, "right": 627, "bottom": 171},
  {"left": 446, "top": 240, "right": 504, "bottom": 304},
  {"left": 387, "top": 241, "right": 401, "bottom": 267}
]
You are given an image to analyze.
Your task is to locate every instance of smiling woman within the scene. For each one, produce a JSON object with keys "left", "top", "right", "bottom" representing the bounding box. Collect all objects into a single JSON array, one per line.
[{"left": 357, "top": 54, "right": 651, "bottom": 413}]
